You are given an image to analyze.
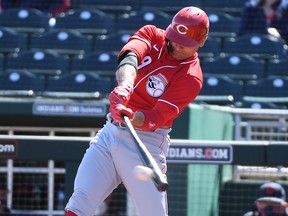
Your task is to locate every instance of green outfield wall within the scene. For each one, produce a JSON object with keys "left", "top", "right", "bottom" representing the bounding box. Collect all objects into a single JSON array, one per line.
[{"left": 170, "top": 104, "right": 234, "bottom": 216}]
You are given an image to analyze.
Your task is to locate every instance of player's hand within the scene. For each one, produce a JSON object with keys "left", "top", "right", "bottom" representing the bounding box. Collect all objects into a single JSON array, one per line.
[
  {"left": 109, "top": 84, "right": 132, "bottom": 107},
  {"left": 110, "top": 104, "right": 134, "bottom": 123}
]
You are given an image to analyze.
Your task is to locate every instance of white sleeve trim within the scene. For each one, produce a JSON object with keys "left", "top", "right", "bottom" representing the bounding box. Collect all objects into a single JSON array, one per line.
[{"left": 158, "top": 99, "right": 180, "bottom": 114}]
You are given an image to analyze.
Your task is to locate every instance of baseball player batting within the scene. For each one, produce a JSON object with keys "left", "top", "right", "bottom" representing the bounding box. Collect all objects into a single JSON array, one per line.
[{"left": 65, "top": 6, "right": 209, "bottom": 216}]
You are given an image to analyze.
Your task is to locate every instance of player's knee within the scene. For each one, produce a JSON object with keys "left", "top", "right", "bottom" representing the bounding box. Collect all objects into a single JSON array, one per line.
[
  {"left": 66, "top": 191, "right": 98, "bottom": 216},
  {"left": 66, "top": 210, "right": 77, "bottom": 216}
]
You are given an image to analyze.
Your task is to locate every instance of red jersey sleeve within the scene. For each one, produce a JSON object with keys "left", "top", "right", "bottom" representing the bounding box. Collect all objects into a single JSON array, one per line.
[
  {"left": 118, "top": 25, "right": 163, "bottom": 62},
  {"left": 139, "top": 62, "right": 203, "bottom": 130}
]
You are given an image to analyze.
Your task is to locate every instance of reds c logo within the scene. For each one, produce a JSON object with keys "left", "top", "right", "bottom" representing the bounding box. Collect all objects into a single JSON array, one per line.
[
  {"left": 146, "top": 74, "right": 167, "bottom": 98},
  {"left": 175, "top": 24, "right": 188, "bottom": 35}
]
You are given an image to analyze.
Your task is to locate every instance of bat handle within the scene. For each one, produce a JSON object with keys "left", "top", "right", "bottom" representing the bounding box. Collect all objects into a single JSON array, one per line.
[{"left": 155, "top": 180, "right": 169, "bottom": 192}]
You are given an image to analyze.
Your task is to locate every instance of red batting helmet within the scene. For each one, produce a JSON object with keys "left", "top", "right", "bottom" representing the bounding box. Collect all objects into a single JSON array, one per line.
[{"left": 165, "top": 6, "right": 209, "bottom": 47}]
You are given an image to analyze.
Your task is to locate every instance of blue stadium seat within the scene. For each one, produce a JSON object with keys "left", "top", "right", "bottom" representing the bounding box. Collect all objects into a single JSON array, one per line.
[
  {"left": 140, "top": 0, "right": 202, "bottom": 15},
  {"left": 52, "top": 9, "right": 115, "bottom": 36},
  {"left": 0, "top": 8, "right": 50, "bottom": 35},
  {"left": 234, "top": 101, "right": 287, "bottom": 109},
  {"left": 0, "top": 71, "right": 44, "bottom": 97},
  {"left": 266, "top": 58, "right": 288, "bottom": 77},
  {"left": 202, "top": 0, "right": 244, "bottom": 15},
  {"left": 94, "top": 32, "right": 131, "bottom": 53},
  {"left": 6, "top": 50, "right": 69, "bottom": 76},
  {"left": 199, "top": 36, "right": 221, "bottom": 58},
  {"left": 43, "top": 72, "right": 113, "bottom": 99},
  {"left": 70, "top": 51, "right": 118, "bottom": 77},
  {"left": 201, "top": 54, "right": 265, "bottom": 81},
  {"left": 197, "top": 75, "right": 243, "bottom": 105},
  {"left": 78, "top": 0, "right": 140, "bottom": 14},
  {"left": 243, "top": 77, "right": 288, "bottom": 105},
  {"left": 0, "top": 53, "right": 5, "bottom": 72},
  {"left": 222, "top": 34, "right": 288, "bottom": 59},
  {"left": 116, "top": 9, "right": 172, "bottom": 34},
  {"left": 207, "top": 11, "right": 240, "bottom": 38},
  {"left": 0, "top": 27, "right": 27, "bottom": 54},
  {"left": 30, "top": 29, "right": 92, "bottom": 55}
]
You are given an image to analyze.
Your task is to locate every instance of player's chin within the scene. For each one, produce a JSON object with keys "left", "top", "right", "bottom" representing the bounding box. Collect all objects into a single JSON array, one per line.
[{"left": 170, "top": 52, "right": 188, "bottom": 60}]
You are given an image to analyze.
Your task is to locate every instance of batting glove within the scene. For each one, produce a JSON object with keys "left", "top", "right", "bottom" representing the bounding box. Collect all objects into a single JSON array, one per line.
[
  {"left": 109, "top": 84, "right": 133, "bottom": 107},
  {"left": 110, "top": 104, "right": 134, "bottom": 123}
]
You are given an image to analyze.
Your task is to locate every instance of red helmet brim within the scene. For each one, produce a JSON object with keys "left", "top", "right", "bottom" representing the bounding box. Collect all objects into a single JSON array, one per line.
[{"left": 165, "top": 25, "right": 198, "bottom": 47}]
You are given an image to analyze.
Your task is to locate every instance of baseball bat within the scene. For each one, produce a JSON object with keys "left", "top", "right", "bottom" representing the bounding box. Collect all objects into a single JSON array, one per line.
[{"left": 123, "top": 115, "right": 169, "bottom": 192}]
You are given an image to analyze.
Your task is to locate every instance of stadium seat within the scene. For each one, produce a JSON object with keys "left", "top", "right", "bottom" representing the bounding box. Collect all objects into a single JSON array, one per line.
[
  {"left": 43, "top": 72, "right": 113, "bottom": 99},
  {"left": 0, "top": 71, "right": 45, "bottom": 97},
  {"left": 198, "top": 36, "right": 221, "bottom": 58},
  {"left": 0, "top": 8, "right": 50, "bottom": 35},
  {"left": 202, "top": 0, "right": 244, "bottom": 15},
  {"left": 94, "top": 32, "right": 132, "bottom": 53},
  {"left": 222, "top": 34, "right": 288, "bottom": 59},
  {"left": 201, "top": 54, "right": 265, "bottom": 81},
  {"left": 52, "top": 9, "right": 116, "bottom": 36},
  {"left": 30, "top": 29, "right": 92, "bottom": 55},
  {"left": 234, "top": 101, "right": 287, "bottom": 109},
  {"left": 0, "top": 27, "right": 27, "bottom": 54},
  {"left": 207, "top": 11, "right": 240, "bottom": 38},
  {"left": 243, "top": 77, "right": 288, "bottom": 105},
  {"left": 70, "top": 51, "right": 118, "bottom": 77},
  {"left": 6, "top": 50, "right": 69, "bottom": 76},
  {"left": 0, "top": 53, "right": 5, "bottom": 72},
  {"left": 116, "top": 9, "right": 172, "bottom": 34},
  {"left": 77, "top": 0, "right": 140, "bottom": 14},
  {"left": 196, "top": 75, "right": 243, "bottom": 105},
  {"left": 140, "top": 0, "right": 202, "bottom": 15},
  {"left": 266, "top": 58, "right": 288, "bottom": 77}
]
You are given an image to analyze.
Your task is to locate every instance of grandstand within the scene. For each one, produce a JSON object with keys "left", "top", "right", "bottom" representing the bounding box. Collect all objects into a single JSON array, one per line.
[{"left": 0, "top": 0, "right": 288, "bottom": 216}]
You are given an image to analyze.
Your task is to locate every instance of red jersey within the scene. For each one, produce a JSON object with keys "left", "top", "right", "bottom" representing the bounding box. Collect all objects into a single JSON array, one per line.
[{"left": 119, "top": 25, "right": 203, "bottom": 130}]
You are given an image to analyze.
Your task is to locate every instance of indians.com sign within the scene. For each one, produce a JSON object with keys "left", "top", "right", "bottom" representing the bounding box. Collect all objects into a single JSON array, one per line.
[
  {"left": 167, "top": 145, "right": 232, "bottom": 164},
  {"left": 0, "top": 140, "right": 18, "bottom": 158}
]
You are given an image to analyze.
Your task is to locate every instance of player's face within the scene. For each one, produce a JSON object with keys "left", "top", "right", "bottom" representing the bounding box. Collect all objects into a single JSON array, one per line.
[
  {"left": 265, "top": 0, "right": 279, "bottom": 6},
  {"left": 169, "top": 41, "right": 200, "bottom": 60},
  {"left": 257, "top": 202, "right": 287, "bottom": 216}
]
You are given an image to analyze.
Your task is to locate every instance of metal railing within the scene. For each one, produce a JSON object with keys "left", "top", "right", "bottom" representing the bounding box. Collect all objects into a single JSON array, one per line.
[
  {"left": 1, "top": 105, "right": 288, "bottom": 215},
  {"left": 0, "top": 160, "right": 65, "bottom": 216}
]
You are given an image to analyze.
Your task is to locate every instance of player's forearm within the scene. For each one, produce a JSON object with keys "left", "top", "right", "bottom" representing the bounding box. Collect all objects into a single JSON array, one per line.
[
  {"left": 116, "top": 64, "right": 137, "bottom": 88},
  {"left": 131, "top": 111, "right": 145, "bottom": 127},
  {"left": 115, "top": 52, "right": 140, "bottom": 125},
  {"left": 116, "top": 51, "right": 138, "bottom": 87},
  {"left": 131, "top": 110, "right": 166, "bottom": 130}
]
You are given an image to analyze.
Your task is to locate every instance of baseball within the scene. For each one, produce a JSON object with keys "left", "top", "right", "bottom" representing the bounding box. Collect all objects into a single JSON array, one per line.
[{"left": 133, "top": 165, "right": 153, "bottom": 181}]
